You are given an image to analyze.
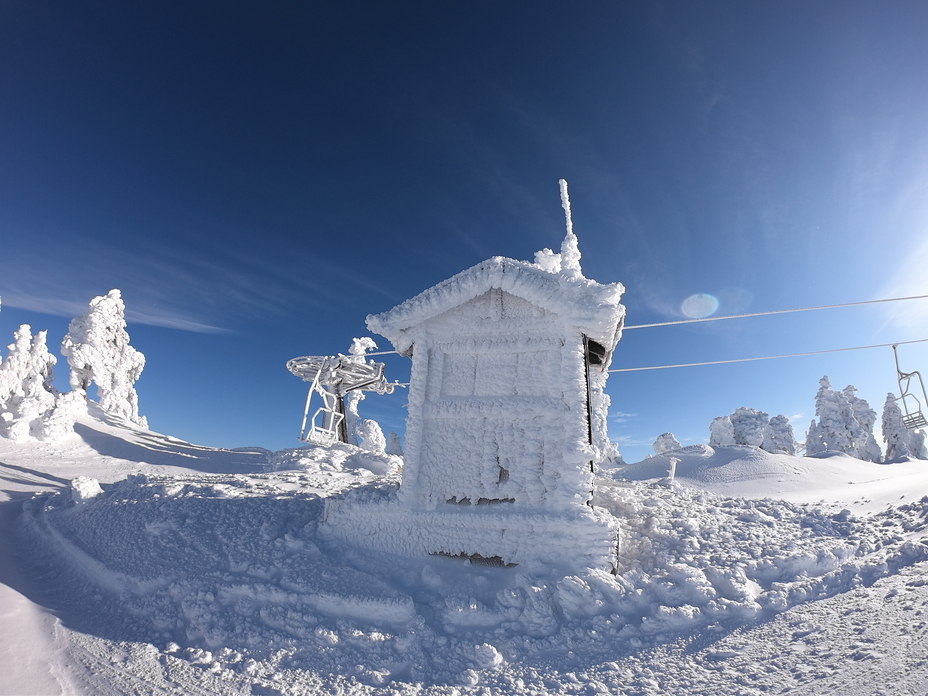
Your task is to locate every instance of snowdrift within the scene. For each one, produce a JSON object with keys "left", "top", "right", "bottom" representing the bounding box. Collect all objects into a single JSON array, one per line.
[{"left": 6, "top": 422, "right": 928, "bottom": 694}]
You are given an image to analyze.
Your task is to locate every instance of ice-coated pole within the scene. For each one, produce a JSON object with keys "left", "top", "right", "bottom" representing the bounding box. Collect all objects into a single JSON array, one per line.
[{"left": 559, "top": 178, "right": 573, "bottom": 236}]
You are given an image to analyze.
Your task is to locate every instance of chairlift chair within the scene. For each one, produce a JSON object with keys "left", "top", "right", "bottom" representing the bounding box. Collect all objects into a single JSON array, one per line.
[
  {"left": 893, "top": 344, "right": 928, "bottom": 431},
  {"left": 287, "top": 354, "right": 396, "bottom": 446}
]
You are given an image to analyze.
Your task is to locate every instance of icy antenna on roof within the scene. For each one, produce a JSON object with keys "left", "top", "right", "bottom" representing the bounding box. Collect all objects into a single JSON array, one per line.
[{"left": 558, "top": 179, "right": 582, "bottom": 278}]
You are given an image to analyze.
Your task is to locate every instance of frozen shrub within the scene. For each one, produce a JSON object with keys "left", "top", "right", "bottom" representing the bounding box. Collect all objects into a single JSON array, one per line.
[
  {"left": 0, "top": 324, "right": 77, "bottom": 441},
  {"left": 913, "top": 430, "right": 928, "bottom": 460},
  {"left": 709, "top": 416, "right": 735, "bottom": 446},
  {"left": 61, "top": 289, "right": 147, "bottom": 428},
  {"left": 653, "top": 432, "right": 681, "bottom": 454},
  {"left": 711, "top": 408, "right": 795, "bottom": 454},
  {"left": 35, "top": 390, "right": 85, "bottom": 441},
  {"left": 356, "top": 419, "right": 386, "bottom": 454},
  {"left": 764, "top": 415, "right": 796, "bottom": 455},
  {"left": 730, "top": 407, "right": 769, "bottom": 447},
  {"left": 385, "top": 431, "right": 404, "bottom": 456}
]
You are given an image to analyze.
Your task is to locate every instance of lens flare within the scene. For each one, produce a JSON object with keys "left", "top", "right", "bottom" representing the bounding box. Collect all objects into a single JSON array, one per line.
[{"left": 681, "top": 293, "right": 719, "bottom": 319}]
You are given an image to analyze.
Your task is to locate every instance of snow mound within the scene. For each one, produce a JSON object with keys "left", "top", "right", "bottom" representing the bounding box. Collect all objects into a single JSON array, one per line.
[
  {"left": 70, "top": 476, "right": 104, "bottom": 504},
  {"left": 268, "top": 442, "right": 402, "bottom": 478}
]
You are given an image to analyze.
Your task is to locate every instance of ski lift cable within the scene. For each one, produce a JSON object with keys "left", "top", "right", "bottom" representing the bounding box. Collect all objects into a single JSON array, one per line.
[
  {"left": 608, "top": 337, "right": 928, "bottom": 373},
  {"left": 336, "top": 295, "right": 928, "bottom": 364},
  {"left": 355, "top": 294, "right": 928, "bottom": 356},
  {"left": 624, "top": 293, "right": 928, "bottom": 330}
]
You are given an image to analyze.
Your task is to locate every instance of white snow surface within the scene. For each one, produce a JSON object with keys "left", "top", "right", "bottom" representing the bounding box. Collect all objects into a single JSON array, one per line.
[{"left": 3, "top": 416, "right": 928, "bottom": 694}]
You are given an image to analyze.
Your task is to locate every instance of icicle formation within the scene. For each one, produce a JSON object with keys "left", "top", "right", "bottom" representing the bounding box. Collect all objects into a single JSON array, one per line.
[
  {"left": 61, "top": 289, "right": 148, "bottom": 428},
  {"left": 558, "top": 178, "right": 583, "bottom": 278}
]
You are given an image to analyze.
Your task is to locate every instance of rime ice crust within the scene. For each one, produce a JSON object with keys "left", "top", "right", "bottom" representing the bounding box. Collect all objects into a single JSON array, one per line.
[
  {"left": 366, "top": 256, "right": 625, "bottom": 355},
  {"left": 325, "top": 251, "right": 625, "bottom": 570}
]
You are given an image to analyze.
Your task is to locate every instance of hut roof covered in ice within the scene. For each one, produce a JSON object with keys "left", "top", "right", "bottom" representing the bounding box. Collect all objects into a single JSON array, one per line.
[{"left": 367, "top": 255, "right": 625, "bottom": 357}]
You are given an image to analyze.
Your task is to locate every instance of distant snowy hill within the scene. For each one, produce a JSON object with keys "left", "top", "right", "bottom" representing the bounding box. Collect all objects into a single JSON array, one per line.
[
  {"left": 616, "top": 444, "right": 928, "bottom": 511},
  {"left": 1, "top": 415, "right": 928, "bottom": 695}
]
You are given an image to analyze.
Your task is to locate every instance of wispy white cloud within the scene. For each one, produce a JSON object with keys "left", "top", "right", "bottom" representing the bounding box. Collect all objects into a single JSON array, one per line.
[
  {"left": 1, "top": 288, "right": 229, "bottom": 333},
  {"left": 0, "top": 228, "right": 335, "bottom": 333},
  {"left": 609, "top": 411, "right": 637, "bottom": 424}
]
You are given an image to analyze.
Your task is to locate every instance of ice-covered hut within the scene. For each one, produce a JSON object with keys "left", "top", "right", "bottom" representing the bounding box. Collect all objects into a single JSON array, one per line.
[{"left": 322, "top": 226, "right": 626, "bottom": 570}]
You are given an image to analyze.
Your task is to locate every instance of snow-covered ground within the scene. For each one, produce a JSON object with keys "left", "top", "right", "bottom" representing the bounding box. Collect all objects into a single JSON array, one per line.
[{"left": 2, "top": 413, "right": 928, "bottom": 695}]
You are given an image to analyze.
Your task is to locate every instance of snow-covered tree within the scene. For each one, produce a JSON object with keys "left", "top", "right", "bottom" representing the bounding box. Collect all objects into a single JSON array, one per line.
[
  {"left": 0, "top": 324, "right": 54, "bottom": 439},
  {"left": 882, "top": 393, "right": 912, "bottom": 460},
  {"left": 343, "top": 337, "right": 379, "bottom": 446},
  {"left": 385, "top": 431, "right": 404, "bottom": 456},
  {"left": 710, "top": 408, "right": 796, "bottom": 454},
  {"left": 356, "top": 418, "right": 386, "bottom": 454},
  {"left": 764, "top": 414, "right": 797, "bottom": 455},
  {"left": 882, "top": 393, "right": 928, "bottom": 462},
  {"left": 653, "top": 432, "right": 681, "bottom": 454},
  {"left": 60, "top": 289, "right": 147, "bottom": 428},
  {"left": 709, "top": 416, "right": 736, "bottom": 446},
  {"left": 806, "top": 377, "right": 852, "bottom": 456},
  {"left": 0, "top": 324, "right": 79, "bottom": 441},
  {"left": 730, "top": 407, "right": 769, "bottom": 447},
  {"left": 913, "top": 430, "right": 928, "bottom": 460},
  {"left": 805, "top": 376, "right": 881, "bottom": 462},
  {"left": 843, "top": 386, "right": 882, "bottom": 463}
]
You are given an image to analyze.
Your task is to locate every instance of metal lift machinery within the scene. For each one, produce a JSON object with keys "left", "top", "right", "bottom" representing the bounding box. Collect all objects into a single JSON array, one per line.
[
  {"left": 287, "top": 354, "right": 396, "bottom": 446},
  {"left": 893, "top": 344, "right": 928, "bottom": 431}
]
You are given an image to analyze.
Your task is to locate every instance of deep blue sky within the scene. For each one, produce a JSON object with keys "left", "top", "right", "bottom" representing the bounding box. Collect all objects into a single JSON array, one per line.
[{"left": 2, "top": 1, "right": 928, "bottom": 462}]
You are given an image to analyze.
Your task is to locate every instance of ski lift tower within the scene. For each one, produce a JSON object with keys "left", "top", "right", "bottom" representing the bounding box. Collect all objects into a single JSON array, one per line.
[{"left": 287, "top": 353, "right": 395, "bottom": 446}]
